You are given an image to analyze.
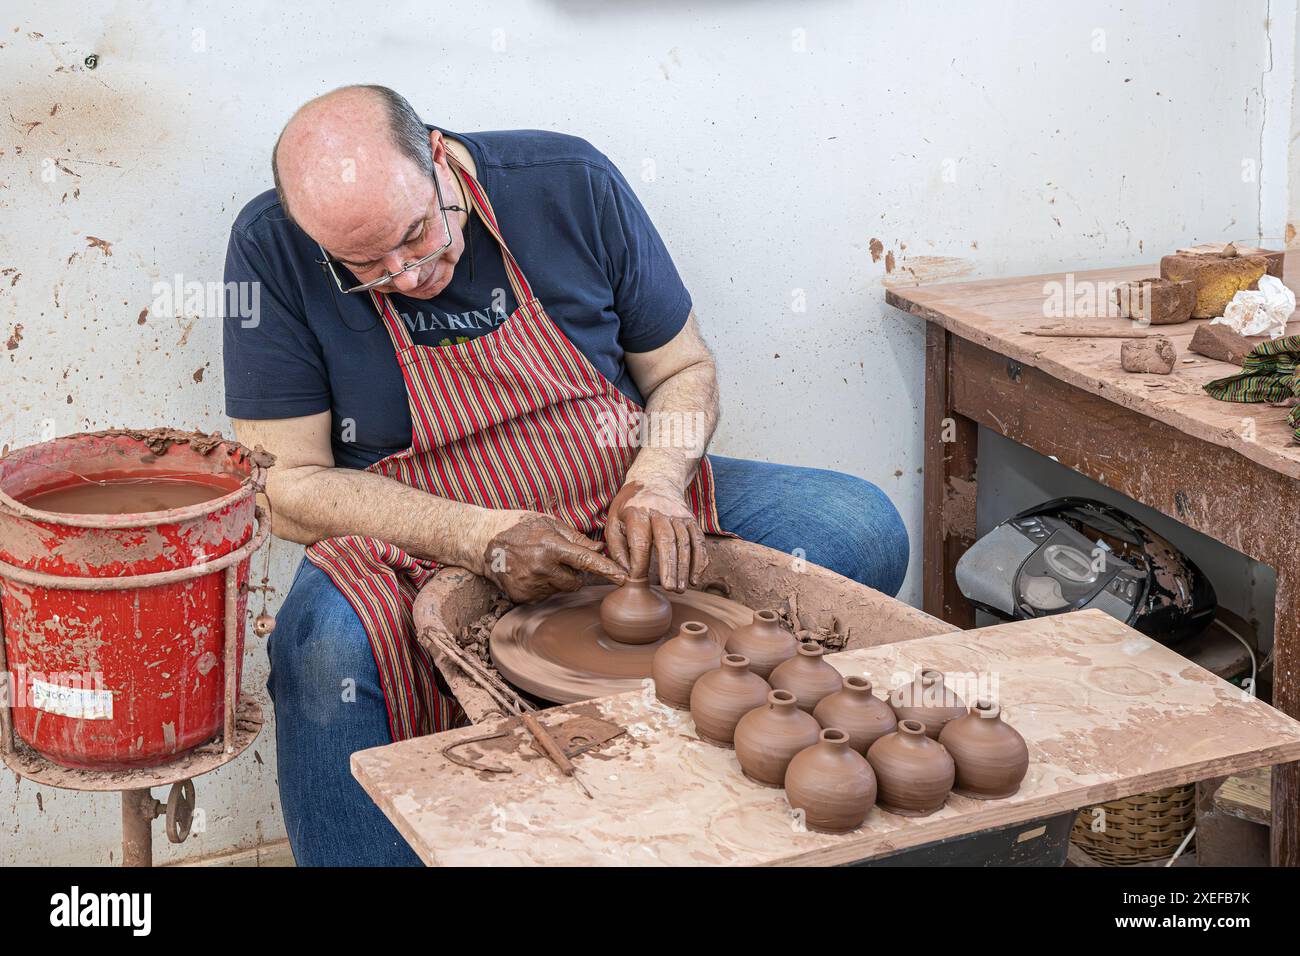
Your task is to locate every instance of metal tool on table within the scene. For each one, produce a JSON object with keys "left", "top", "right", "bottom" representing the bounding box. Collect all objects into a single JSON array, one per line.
[
  {"left": 523, "top": 711, "right": 594, "bottom": 799},
  {"left": 1023, "top": 326, "right": 1155, "bottom": 338},
  {"left": 440, "top": 712, "right": 624, "bottom": 794}
]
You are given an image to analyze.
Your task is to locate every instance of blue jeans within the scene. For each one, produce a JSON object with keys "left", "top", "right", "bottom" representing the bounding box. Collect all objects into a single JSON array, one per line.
[{"left": 267, "top": 455, "right": 908, "bottom": 865}]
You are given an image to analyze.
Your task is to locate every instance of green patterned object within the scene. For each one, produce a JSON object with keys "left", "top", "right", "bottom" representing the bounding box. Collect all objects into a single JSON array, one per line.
[{"left": 1204, "top": 333, "right": 1300, "bottom": 438}]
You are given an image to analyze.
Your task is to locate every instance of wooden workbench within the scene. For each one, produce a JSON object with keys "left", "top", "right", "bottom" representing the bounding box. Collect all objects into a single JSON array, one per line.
[
  {"left": 351, "top": 610, "right": 1300, "bottom": 866},
  {"left": 886, "top": 260, "right": 1300, "bottom": 865}
]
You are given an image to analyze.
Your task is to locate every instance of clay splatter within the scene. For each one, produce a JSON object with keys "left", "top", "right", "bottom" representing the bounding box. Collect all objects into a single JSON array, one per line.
[
  {"left": 6, "top": 323, "right": 22, "bottom": 350},
  {"left": 869, "top": 238, "right": 884, "bottom": 263},
  {"left": 85, "top": 236, "right": 113, "bottom": 256},
  {"left": 882, "top": 255, "right": 976, "bottom": 288}
]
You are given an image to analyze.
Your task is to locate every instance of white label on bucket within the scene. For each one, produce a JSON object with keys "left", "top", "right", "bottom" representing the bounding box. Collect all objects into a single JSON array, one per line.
[{"left": 29, "top": 678, "right": 113, "bottom": 720}]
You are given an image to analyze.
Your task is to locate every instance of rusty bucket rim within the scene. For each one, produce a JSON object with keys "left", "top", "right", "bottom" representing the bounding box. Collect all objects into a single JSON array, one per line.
[{"left": 0, "top": 429, "right": 268, "bottom": 531}]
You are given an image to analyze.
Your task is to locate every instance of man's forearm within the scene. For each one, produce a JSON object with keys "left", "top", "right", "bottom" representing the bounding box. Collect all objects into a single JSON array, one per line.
[
  {"left": 624, "top": 354, "right": 719, "bottom": 494},
  {"left": 264, "top": 465, "right": 497, "bottom": 573}
]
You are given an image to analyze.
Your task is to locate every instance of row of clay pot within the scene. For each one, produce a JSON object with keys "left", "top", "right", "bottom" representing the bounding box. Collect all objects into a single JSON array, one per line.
[
  {"left": 650, "top": 610, "right": 826, "bottom": 721},
  {"left": 650, "top": 618, "right": 1029, "bottom": 830},
  {"left": 651, "top": 605, "right": 847, "bottom": 714},
  {"left": 732, "top": 685, "right": 1030, "bottom": 827},
  {"left": 883, "top": 666, "right": 1031, "bottom": 797}
]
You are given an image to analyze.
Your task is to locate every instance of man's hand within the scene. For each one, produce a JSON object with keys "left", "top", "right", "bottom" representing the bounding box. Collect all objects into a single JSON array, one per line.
[
  {"left": 604, "top": 480, "right": 708, "bottom": 592},
  {"left": 480, "top": 511, "right": 627, "bottom": 603}
]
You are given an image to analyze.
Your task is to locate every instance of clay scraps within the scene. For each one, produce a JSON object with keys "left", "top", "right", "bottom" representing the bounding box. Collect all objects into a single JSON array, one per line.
[{"left": 777, "top": 591, "right": 851, "bottom": 653}]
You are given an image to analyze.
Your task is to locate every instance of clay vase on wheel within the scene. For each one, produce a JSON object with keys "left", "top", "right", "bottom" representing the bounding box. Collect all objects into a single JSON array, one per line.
[
  {"left": 599, "top": 576, "right": 672, "bottom": 645},
  {"left": 652, "top": 621, "right": 724, "bottom": 710},
  {"left": 938, "top": 699, "right": 1030, "bottom": 799},
  {"left": 689, "top": 654, "right": 771, "bottom": 746},
  {"left": 866, "top": 719, "right": 956, "bottom": 816},
  {"left": 724, "top": 609, "right": 797, "bottom": 679},
  {"left": 784, "top": 728, "right": 878, "bottom": 833},
  {"left": 733, "top": 689, "right": 821, "bottom": 787},
  {"left": 769, "top": 642, "right": 843, "bottom": 713},
  {"left": 888, "top": 668, "right": 966, "bottom": 738},
  {"left": 813, "top": 676, "right": 897, "bottom": 755}
]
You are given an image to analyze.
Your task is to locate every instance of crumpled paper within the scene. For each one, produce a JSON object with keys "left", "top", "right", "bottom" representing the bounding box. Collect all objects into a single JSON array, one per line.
[{"left": 1211, "top": 274, "right": 1296, "bottom": 339}]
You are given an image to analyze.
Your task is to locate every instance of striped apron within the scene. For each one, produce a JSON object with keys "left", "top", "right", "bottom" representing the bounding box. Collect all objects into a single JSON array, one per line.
[{"left": 305, "top": 153, "right": 725, "bottom": 740}]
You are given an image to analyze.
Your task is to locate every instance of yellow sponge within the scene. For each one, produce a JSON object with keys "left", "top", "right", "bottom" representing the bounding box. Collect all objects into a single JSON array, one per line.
[{"left": 1160, "top": 251, "right": 1269, "bottom": 318}]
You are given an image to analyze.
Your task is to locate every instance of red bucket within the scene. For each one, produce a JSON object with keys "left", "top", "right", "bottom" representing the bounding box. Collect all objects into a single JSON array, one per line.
[{"left": 0, "top": 429, "right": 269, "bottom": 770}]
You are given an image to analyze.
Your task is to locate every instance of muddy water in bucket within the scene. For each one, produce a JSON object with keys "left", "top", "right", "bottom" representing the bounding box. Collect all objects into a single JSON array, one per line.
[{"left": 19, "top": 472, "right": 238, "bottom": 515}]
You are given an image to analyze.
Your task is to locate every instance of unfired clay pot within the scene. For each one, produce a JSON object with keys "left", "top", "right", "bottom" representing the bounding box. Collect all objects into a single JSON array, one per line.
[
  {"left": 769, "top": 642, "right": 843, "bottom": 713},
  {"left": 888, "top": 668, "right": 967, "bottom": 738},
  {"left": 599, "top": 576, "right": 672, "bottom": 645},
  {"left": 938, "top": 699, "right": 1030, "bottom": 799},
  {"left": 733, "top": 689, "right": 821, "bottom": 787},
  {"left": 866, "top": 719, "right": 956, "bottom": 816},
  {"left": 812, "top": 676, "right": 897, "bottom": 755},
  {"left": 689, "top": 654, "right": 771, "bottom": 746},
  {"left": 724, "top": 609, "right": 797, "bottom": 679},
  {"left": 651, "top": 621, "right": 724, "bottom": 710},
  {"left": 784, "top": 728, "right": 878, "bottom": 833}
]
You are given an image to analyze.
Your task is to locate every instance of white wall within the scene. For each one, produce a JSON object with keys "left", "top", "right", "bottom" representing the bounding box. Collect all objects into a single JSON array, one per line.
[{"left": 0, "top": 0, "right": 1288, "bottom": 863}]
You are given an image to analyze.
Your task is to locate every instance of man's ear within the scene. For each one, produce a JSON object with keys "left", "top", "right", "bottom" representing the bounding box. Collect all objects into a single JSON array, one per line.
[{"left": 429, "top": 129, "right": 447, "bottom": 166}]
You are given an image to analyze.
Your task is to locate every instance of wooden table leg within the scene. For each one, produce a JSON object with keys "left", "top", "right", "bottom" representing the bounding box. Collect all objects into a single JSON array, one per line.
[
  {"left": 923, "top": 324, "right": 978, "bottom": 628},
  {"left": 1271, "top": 563, "right": 1300, "bottom": 867}
]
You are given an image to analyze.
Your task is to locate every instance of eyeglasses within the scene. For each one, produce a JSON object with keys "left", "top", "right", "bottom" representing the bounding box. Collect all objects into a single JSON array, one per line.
[{"left": 317, "top": 166, "right": 465, "bottom": 294}]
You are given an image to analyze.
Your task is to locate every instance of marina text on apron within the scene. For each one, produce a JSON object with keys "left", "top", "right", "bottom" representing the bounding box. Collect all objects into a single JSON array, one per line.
[{"left": 304, "top": 153, "right": 725, "bottom": 740}]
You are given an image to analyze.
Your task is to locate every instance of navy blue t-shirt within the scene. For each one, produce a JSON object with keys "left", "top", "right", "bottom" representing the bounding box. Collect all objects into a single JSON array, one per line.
[{"left": 222, "top": 128, "right": 692, "bottom": 469}]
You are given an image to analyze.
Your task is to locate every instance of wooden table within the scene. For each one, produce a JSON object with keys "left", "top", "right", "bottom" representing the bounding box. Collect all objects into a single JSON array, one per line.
[
  {"left": 352, "top": 611, "right": 1300, "bottom": 866},
  {"left": 886, "top": 261, "right": 1300, "bottom": 865}
]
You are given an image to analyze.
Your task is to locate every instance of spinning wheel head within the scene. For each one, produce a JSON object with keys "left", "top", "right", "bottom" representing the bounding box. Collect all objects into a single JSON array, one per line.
[{"left": 490, "top": 584, "right": 755, "bottom": 703}]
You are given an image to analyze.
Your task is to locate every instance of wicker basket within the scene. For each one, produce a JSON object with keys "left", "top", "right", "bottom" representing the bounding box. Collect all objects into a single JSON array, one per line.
[{"left": 1070, "top": 785, "right": 1196, "bottom": 865}]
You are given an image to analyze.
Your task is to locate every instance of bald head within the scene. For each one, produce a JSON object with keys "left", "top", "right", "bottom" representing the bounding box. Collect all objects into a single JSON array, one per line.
[
  {"left": 273, "top": 85, "right": 435, "bottom": 256},
  {"left": 272, "top": 85, "right": 469, "bottom": 299}
]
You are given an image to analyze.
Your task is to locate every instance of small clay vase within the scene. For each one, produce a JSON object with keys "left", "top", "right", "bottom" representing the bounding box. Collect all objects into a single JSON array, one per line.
[
  {"left": 889, "top": 668, "right": 966, "bottom": 738},
  {"left": 938, "top": 699, "right": 1030, "bottom": 800},
  {"left": 812, "top": 676, "right": 897, "bottom": 755},
  {"left": 689, "top": 654, "right": 771, "bottom": 746},
  {"left": 784, "top": 728, "right": 878, "bottom": 833},
  {"left": 652, "top": 621, "right": 724, "bottom": 710},
  {"left": 733, "top": 689, "right": 821, "bottom": 787},
  {"left": 599, "top": 576, "right": 672, "bottom": 645},
  {"left": 866, "top": 719, "right": 956, "bottom": 816},
  {"left": 724, "top": 609, "right": 797, "bottom": 679},
  {"left": 769, "top": 642, "right": 843, "bottom": 713}
]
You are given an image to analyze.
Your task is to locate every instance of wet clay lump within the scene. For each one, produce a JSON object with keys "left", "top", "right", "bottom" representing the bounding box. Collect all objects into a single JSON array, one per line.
[{"left": 599, "top": 576, "right": 673, "bottom": 645}]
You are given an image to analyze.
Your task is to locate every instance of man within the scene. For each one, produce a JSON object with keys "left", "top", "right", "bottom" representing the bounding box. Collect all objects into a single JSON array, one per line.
[{"left": 223, "top": 85, "right": 908, "bottom": 866}]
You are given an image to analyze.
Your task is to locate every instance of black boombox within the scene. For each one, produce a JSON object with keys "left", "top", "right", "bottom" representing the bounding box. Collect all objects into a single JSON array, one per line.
[{"left": 954, "top": 497, "right": 1216, "bottom": 646}]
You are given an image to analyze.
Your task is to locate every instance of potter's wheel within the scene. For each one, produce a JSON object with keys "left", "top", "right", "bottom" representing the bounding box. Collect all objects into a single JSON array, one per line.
[{"left": 490, "top": 584, "right": 754, "bottom": 704}]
